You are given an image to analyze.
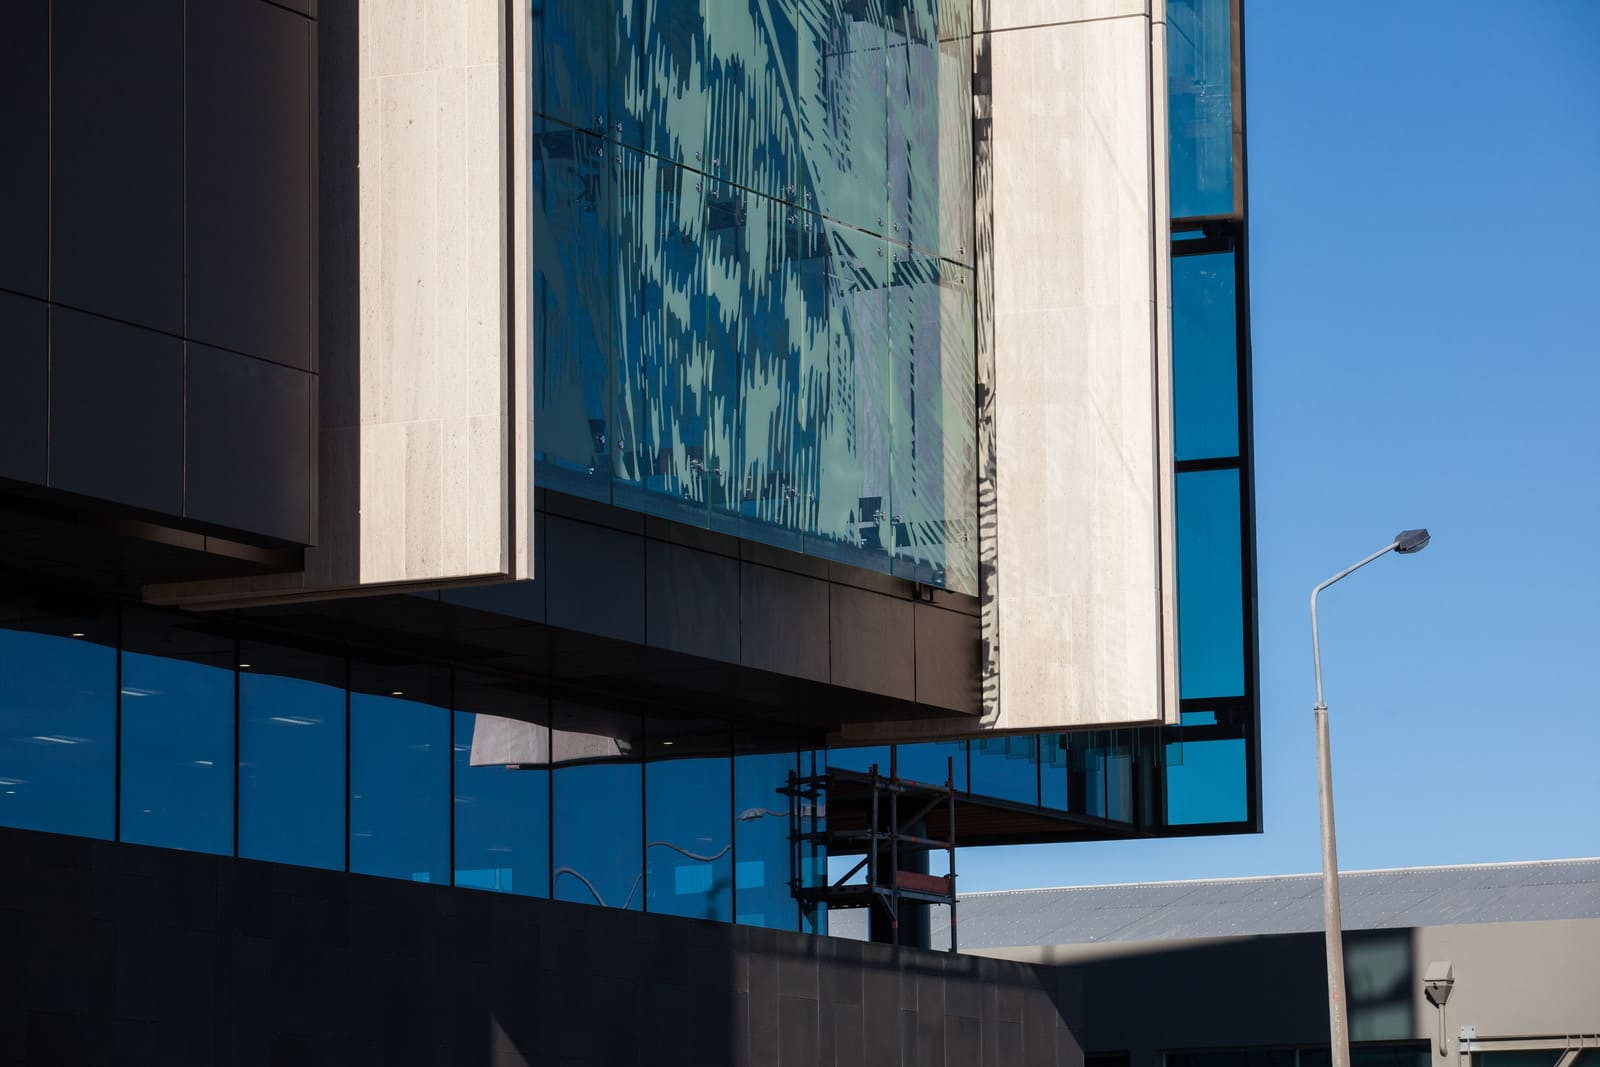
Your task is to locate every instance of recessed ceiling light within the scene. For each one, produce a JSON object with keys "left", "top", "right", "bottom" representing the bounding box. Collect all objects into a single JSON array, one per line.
[
  {"left": 661, "top": 740, "right": 674, "bottom": 746},
  {"left": 238, "top": 663, "right": 251, "bottom": 669},
  {"left": 69, "top": 632, "right": 85, "bottom": 638},
  {"left": 390, "top": 690, "right": 405, "bottom": 697}
]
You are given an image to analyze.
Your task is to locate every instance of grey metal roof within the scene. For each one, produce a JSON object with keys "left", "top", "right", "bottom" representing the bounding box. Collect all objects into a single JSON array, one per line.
[{"left": 826, "top": 858, "right": 1600, "bottom": 948}]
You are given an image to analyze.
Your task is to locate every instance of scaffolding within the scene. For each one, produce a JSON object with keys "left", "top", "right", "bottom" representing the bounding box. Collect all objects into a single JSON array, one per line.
[{"left": 781, "top": 752, "right": 959, "bottom": 952}]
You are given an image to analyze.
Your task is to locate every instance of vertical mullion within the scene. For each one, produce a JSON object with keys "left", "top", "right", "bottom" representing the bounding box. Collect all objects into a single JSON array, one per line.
[
  {"left": 342, "top": 655, "right": 351, "bottom": 873},
  {"left": 113, "top": 604, "right": 123, "bottom": 841},
  {"left": 232, "top": 637, "right": 240, "bottom": 857}
]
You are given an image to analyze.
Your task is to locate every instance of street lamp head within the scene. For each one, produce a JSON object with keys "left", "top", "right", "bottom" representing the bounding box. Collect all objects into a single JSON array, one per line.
[{"left": 1394, "top": 528, "right": 1431, "bottom": 554}]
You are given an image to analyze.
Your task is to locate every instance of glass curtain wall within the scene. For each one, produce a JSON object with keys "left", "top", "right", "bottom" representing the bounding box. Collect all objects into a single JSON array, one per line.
[
  {"left": 531, "top": 0, "right": 978, "bottom": 594},
  {"left": 1162, "top": 0, "right": 1257, "bottom": 832}
]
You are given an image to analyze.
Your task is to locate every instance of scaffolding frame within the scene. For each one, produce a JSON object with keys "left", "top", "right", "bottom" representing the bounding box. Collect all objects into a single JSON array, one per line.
[{"left": 781, "top": 752, "right": 959, "bottom": 952}]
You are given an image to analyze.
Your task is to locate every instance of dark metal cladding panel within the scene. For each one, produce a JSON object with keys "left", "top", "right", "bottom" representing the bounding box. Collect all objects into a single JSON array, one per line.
[
  {"left": 185, "top": 0, "right": 314, "bottom": 371},
  {"left": 0, "top": 292, "right": 48, "bottom": 484},
  {"left": 185, "top": 344, "right": 313, "bottom": 544},
  {"left": 0, "top": 0, "right": 48, "bottom": 298},
  {"left": 48, "top": 309, "right": 183, "bottom": 516},
  {"left": 51, "top": 0, "right": 184, "bottom": 333}
]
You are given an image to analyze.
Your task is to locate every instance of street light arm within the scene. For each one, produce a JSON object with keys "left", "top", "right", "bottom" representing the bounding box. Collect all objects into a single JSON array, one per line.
[{"left": 1310, "top": 540, "right": 1399, "bottom": 709}]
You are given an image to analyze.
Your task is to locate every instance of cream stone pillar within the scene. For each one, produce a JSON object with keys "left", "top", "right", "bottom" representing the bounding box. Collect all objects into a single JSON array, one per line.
[
  {"left": 843, "top": 0, "right": 1177, "bottom": 740},
  {"left": 149, "top": 0, "right": 533, "bottom": 606}
]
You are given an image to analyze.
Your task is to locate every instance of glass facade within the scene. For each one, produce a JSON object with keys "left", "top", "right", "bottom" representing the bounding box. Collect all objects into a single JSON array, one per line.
[
  {"left": 238, "top": 646, "right": 347, "bottom": 871},
  {"left": 0, "top": 619, "right": 116, "bottom": 840},
  {"left": 1168, "top": 0, "right": 1236, "bottom": 219},
  {"left": 531, "top": 0, "right": 978, "bottom": 593},
  {"left": 0, "top": 0, "right": 1258, "bottom": 950}
]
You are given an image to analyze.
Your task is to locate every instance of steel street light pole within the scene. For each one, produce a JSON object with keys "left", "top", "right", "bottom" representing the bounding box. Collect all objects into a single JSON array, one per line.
[{"left": 1310, "top": 528, "right": 1431, "bottom": 1067}]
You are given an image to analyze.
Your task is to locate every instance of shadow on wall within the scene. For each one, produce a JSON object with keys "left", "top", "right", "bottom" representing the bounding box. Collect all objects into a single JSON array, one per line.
[
  {"left": 972, "top": 2, "right": 1001, "bottom": 725},
  {"left": 310, "top": 0, "right": 362, "bottom": 590},
  {"left": 1050, "top": 927, "right": 1414, "bottom": 1056},
  {"left": 0, "top": 824, "right": 1079, "bottom": 1065}
]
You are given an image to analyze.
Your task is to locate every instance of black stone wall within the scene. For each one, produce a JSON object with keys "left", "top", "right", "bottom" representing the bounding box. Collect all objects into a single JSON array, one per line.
[
  {"left": 0, "top": 0, "right": 315, "bottom": 548},
  {"left": 0, "top": 826, "right": 1082, "bottom": 1066}
]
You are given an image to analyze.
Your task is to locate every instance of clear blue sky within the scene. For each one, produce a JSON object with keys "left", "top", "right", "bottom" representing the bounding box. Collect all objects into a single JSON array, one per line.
[{"left": 965, "top": 0, "right": 1600, "bottom": 890}]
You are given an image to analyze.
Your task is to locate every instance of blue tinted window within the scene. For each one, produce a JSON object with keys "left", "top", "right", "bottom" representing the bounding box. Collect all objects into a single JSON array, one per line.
[
  {"left": 1177, "top": 469, "right": 1245, "bottom": 699},
  {"left": 969, "top": 735, "right": 1038, "bottom": 806},
  {"left": 532, "top": 125, "right": 613, "bottom": 501},
  {"left": 119, "top": 650, "right": 234, "bottom": 855},
  {"left": 1165, "top": 723, "right": 1246, "bottom": 826},
  {"left": 238, "top": 650, "right": 346, "bottom": 871},
  {"left": 734, "top": 749, "right": 799, "bottom": 930},
  {"left": 891, "top": 740, "right": 965, "bottom": 791},
  {"left": 0, "top": 627, "right": 115, "bottom": 839},
  {"left": 1168, "top": 0, "right": 1234, "bottom": 218},
  {"left": 825, "top": 745, "right": 891, "bottom": 776},
  {"left": 1173, "top": 251, "right": 1238, "bottom": 461},
  {"left": 645, "top": 726, "right": 731, "bottom": 922},
  {"left": 350, "top": 693, "right": 450, "bottom": 883},
  {"left": 552, "top": 705, "right": 642, "bottom": 909},
  {"left": 1080, "top": 730, "right": 1135, "bottom": 823},
  {"left": 454, "top": 709, "right": 551, "bottom": 897},
  {"left": 1040, "top": 735, "right": 1070, "bottom": 810},
  {"left": 531, "top": 0, "right": 609, "bottom": 134}
]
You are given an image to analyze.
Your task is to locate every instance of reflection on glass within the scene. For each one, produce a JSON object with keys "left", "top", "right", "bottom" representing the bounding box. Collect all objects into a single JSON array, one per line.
[
  {"left": 0, "top": 628, "right": 115, "bottom": 839},
  {"left": 1173, "top": 251, "right": 1238, "bottom": 462},
  {"left": 824, "top": 744, "right": 890, "bottom": 776},
  {"left": 1168, "top": 0, "right": 1234, "bottom": 218},
  {"left": 530, "top": 0, "right": 977, "bottom": 594},
  {"left": 454, "top": 711, "right": 551, "bottom": 897},
  {"left": 892, "top": 740, "right": 965, "bottom": 791},
  {"left": 350, "top": 693, "right": 450, "bottom": 883},
  {"left": 533, "top": 125, "right": 613, "bottom": 501},
  {"left": 1080, "top": 730, "right": 1134, "bottom": 823},
  {"left": 239, "top": 659, "right": 346, "bottom": 870},
  {"left": 552, "top": 705, "right": 642, "bottom": 909},
  {"left": 531, "top": 0, "right": 609, "bottom": 135},
  {"left": 1164, "top": 731, "right": 1246, "bottom": 825},
  {"left": 734, "top": 749, "right": 799, "bottom": 930},
  {"left": 1040, "top": 735, "right": 1069, "bottom": 810},
  {"left": 969, "top": 735, "right": 1038, "bottom": 806},
  {"left": 1176, "top": 468, "right": 1245, "bottom": 699},
  {"left": 119, "top": 650, "right": 234, "bottom": 855},
  {"left": 645, "top": 730, "right": 732, "bottom": 922}
]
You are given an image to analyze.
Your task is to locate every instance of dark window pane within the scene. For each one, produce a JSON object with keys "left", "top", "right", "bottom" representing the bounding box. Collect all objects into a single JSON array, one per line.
[
  {"left": 454, "top": 706, "right": 551, "bottom": 897},
  {"left": 350, "top": 693, "right": 450, "bottom": 883},
  {"left": 1173, "top": 251, "right": 1238, "bottom": 461},
  {"left": 0, "top": 627, "right": 115, "bottom": 839},
  {"left": 969, "top": 735, "right": 1038, "bottom": 806},
  {"left": 1177, "top": 468, "right": 1245, "bottom": 699},
  {"left": 552, "top": 704, "right": 642, "bottom": 909},
  {"left": 644, "top": 723, "right": 731, "bottom": 922},
  {"left": 1167, "top": 0, "right": 1234, "bottom": 218},
  {"left": 238, "top": 647, "right": 345, "bottom": 871},
  {"left": 119, "top": 650, "right": 234, "bottom": 854},
  {"left": 532, "top": 124, "right": 613, "bottom": 501},
  {"left": 734, "top": 748, "right": 799, "bottom": 930},
  {"left": 531, "top": 0, "right": 609, "bottom": 133}
]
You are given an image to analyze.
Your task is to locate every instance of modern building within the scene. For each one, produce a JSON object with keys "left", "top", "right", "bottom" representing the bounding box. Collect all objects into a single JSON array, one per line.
[
  {"left": 0, "top": 0, "right": 1254, "bottom": 1061},
  {"left": 830, "top": 859, "right": 1600, "bottom": 1066}
]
